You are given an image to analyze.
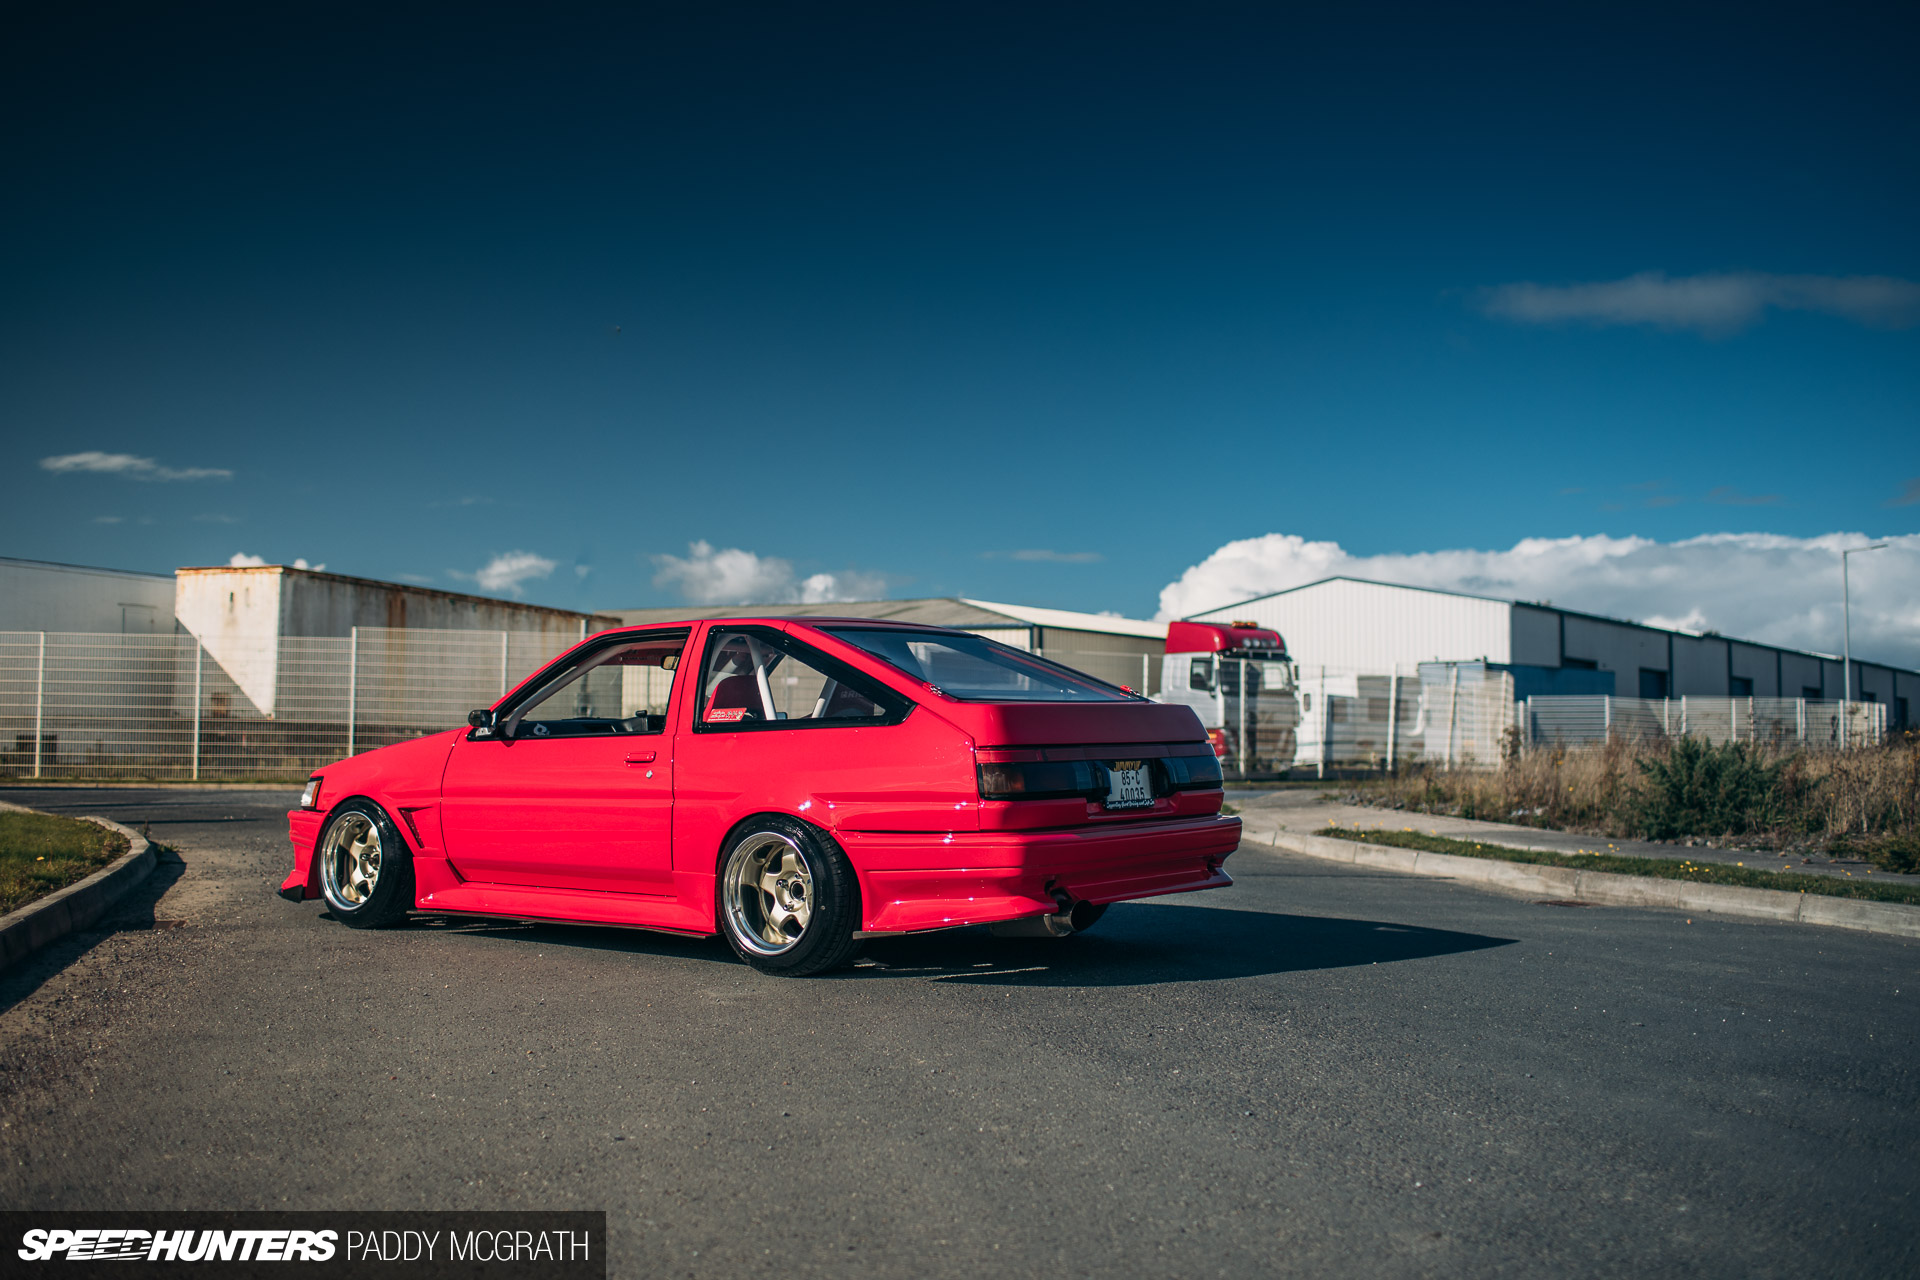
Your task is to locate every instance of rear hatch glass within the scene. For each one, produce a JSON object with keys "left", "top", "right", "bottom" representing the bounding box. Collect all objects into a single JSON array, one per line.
[{"left": 819, "top": 628, "right": 1134, "bottom": 703}]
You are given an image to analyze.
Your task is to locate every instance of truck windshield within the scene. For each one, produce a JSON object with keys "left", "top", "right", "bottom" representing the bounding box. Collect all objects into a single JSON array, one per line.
[{"left": 819, "top": 628, "right": 1135, "bottom": 703}]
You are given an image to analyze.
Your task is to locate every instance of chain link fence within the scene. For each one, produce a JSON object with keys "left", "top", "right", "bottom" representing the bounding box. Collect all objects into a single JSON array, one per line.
[
  {"left": 0, "top": 629, "right": 577, "bottom": 780},
  {"left": 0, "top": 632, "right": 1895, "bottom": 781}
]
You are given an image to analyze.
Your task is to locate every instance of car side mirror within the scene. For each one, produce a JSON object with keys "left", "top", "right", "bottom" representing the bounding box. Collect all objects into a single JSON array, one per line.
[{"left": 468, "top": 708, "right": 500, "bottom": 738}]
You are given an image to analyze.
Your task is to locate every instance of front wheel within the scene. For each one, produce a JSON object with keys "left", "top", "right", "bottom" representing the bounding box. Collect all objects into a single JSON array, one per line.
[
  {"left": 317, "top": 800, "right": 414, "bottom": 928},
  {"left": 717, "top": 817, "right": 861, "bottom": 976}
]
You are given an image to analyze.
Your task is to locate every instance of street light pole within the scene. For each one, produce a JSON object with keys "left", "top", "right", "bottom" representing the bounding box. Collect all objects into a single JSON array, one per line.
[{"left": 1841, "top": 541, "right": 1888, "bottom": 748}]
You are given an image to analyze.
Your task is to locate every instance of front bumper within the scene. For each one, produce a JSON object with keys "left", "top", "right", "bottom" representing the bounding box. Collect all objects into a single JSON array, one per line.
[
  {"left": 843, "top": 813, "right": 1241, "bottom": 933},
  {"left": 278, "top": 809, "right": 326, "bottom": 902}
]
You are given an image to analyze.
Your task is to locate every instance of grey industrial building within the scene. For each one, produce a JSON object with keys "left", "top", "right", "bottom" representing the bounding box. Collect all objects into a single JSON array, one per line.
[{"left": 1188, "top": 576, "right": 1916, "bottom": 729}]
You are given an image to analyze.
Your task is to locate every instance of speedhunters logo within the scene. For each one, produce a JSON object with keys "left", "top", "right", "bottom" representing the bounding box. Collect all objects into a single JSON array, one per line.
[
  {"left": 2, "top": 1213, "right": 604, "bottom": 1277},
  {"left": 19, "top": 1229, "right": 339, "bottom": 1261}
]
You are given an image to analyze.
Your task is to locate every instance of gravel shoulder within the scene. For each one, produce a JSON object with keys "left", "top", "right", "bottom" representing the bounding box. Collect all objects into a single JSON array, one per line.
[{"left": 1238, "top": 789, "right": 1920, "bottom": 886}]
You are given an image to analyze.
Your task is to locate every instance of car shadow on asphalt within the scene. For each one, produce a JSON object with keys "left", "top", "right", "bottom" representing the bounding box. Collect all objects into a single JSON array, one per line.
[
  {"left": 397, "top": 902, "right": 1514, "bottom": 988},
  {"left": 855, "top": 903, "right": 1516, "bottom": 986}
]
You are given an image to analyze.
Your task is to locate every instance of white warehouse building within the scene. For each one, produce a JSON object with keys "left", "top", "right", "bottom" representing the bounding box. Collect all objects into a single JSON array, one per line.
[{"left": 1189, "top": 577, "right": 1917, "bottom": 731}]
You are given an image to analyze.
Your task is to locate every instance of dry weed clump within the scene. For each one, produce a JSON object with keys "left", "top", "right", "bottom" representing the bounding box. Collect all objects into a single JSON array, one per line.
[{"left": 1352, "top": 732, "right": 1920, "bottom": 871}]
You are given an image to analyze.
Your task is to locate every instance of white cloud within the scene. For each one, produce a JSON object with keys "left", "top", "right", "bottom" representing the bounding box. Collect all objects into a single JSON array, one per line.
[
  {"left": 1157, "top": 531, "right": 1920, "bottom": 668},
  {"left": 227, "top": 553, "right": 325, "bottom": 571},
  {"left": 470, "top": 551, "right": 557, "bottom": 594},
  {"left": 1480, "top": 271, "right": 1920, "bottom": 336},
  {"left": 651, "top": 541, "right": 886, "bottom": 605},
  {"left": 984, "top": 549, "right": 1105, "bottom": 563},
  {"left": 42, "top": 450, "right": 233, "bottom": 481}
]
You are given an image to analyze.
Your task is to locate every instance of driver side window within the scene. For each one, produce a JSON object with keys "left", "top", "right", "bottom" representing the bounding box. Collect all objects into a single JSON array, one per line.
[{"left": 507, "top": 634, "right": 685, "bottom": 739}]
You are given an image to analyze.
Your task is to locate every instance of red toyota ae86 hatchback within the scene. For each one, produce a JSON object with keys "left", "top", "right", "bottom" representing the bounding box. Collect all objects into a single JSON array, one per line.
[{"left": 280, "top": 619, "right": 1239, "bottom": 975}]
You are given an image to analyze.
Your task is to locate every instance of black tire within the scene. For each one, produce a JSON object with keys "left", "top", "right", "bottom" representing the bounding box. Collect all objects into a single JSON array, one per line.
[
  {"left": 716, "top": 815, "right": 861, "bottom": 976},
  {"left": 316, "top": 799, "right": 414, "bottom": 929}
]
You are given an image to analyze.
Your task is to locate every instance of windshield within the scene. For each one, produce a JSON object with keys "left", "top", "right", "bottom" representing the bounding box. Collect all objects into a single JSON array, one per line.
[{"left": 820, "top": 628, "right": 1135, "bottom": 703}]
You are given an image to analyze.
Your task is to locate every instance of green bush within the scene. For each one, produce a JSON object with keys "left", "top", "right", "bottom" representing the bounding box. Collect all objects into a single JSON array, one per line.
[
  {"left": 1867, "top": 833, "right": 1920, "bottom": 874},
  {"left": 1633, "top": 739, "right": 1787, "bottom": 840}
]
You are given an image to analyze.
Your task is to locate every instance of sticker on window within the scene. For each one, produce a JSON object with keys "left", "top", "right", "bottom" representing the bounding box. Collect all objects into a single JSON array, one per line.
[{"left": 706, "top": 707, "right": 748, "bottom": 723}]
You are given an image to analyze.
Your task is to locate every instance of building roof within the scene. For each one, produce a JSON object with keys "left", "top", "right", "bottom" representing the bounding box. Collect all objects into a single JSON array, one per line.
[
  {"left": 1190, "top": 575, "right": 1514, "bottom": 616},
  {"left": 959, "top": 598, "right": 1167, "bottom": 640},
  {"left": 175, "top": 563, "right": 614, "bottom": 622},
  {"left": 1, "top": 555, "right": 172, "bottom": 582},
  {"left": 604, "top": 596, "right": 1165, "bottom": 638},
  {"left": 604, "top": 598, "right": 1028, "bottom": 630}
]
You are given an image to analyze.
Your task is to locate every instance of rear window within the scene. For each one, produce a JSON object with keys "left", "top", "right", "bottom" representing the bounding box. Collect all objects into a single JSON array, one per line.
[{"left": 820, "top": 628, "right": 1136, "bottom": 703}]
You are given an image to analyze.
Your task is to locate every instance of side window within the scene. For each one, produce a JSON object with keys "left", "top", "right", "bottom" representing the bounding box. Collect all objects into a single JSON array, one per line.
[
  {"left": 1189, "top": 657, "right": 1215, "bottom": 693},
  {"left": 698, "top": 629, "right": 899, "bottom": 729},
  {"left": 505, "top": 634, "right": 685, "bottom": 739}
]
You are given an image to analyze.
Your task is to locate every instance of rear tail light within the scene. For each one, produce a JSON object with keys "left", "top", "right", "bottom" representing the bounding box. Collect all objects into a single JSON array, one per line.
[
  {"left": 1206, "top": 728, "right": 1228, "bottom": 758},
  {"left": 978, "top": 760, "right": 1097, "bottom": 800},
  {"left": 1161, "top": 754, "right": 1224, "bottom": 790}
]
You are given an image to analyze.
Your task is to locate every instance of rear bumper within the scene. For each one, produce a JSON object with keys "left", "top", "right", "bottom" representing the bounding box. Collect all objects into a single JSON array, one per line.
[{"left": 843, "top": 813, "right": 1241, "bottom": 933}]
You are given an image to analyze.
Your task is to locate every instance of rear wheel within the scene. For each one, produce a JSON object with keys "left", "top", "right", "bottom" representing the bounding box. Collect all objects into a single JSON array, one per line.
[
  {"left": 717, "top": 817, "right": 861, "bottom": 976},
  {"left": 317, "top": 800, "right": 414, "bottom": 928}
]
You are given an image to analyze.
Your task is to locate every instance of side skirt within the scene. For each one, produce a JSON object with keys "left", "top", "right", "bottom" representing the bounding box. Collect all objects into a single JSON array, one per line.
[{"left": 417, "top": 880, "right": 714, "bottom": 936}]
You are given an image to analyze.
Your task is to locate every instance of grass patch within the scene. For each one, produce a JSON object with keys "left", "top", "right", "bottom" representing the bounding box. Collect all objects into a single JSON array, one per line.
[
  {"left": 1316, "top": 824, "right": 1920, "bottom": 907},
  {"left": 1346, "top": 736, "right": 1920, "bottom": 873},
  {"left": 0, "top": 812, "right": 132, "bottom": 915}
]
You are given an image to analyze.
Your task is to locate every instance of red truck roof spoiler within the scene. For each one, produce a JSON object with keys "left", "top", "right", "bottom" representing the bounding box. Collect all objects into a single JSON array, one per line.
[{"left": 1166, "top": 620, "right": 1287, "bottom": 658}]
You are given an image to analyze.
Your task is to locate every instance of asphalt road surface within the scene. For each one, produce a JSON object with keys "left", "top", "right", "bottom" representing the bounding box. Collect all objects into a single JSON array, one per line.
[{"left": 2, "top": 787, "right": 1915, "bottom": 1279}]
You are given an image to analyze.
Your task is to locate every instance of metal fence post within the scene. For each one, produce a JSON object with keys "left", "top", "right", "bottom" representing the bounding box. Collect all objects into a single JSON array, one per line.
[
  {"left": 347, "top": 626, "right": 359, "bottom": 757},
  {"left": 500, "top": 631, "right": 510, "bottom": 697},
  {"left": 1385, "top": 671, "right": 1399, "bottom": 773},
  {"left": 191, "top": 640, "right": 202, "bottom": 781},
  {"left": 1603, "top": 695, "right": 1612, "bottom": 739},
  {"left": 1142, "top": 653, "right": 1150, "bottom": 696},
  {"left": 1680, "top": 696, "right": 1688, "bottom": 737},
  {"left": 1797, "top": 697, "right": 1806, "bottom": 741},
  {"left": 32, "top": 631, "right": 46, "bottom": 779},
  {"left": 1317, "top": 666, "right": 1328, "bottom": 779},
  {"left": 1238, "top": 658, "right": 1250, "bottom": 778},
  {"left": 1444, "top": 666, "right": 1460, "bottom": 769}
]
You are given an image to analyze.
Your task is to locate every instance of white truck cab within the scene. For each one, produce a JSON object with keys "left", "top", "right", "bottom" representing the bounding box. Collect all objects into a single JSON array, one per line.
[{"left": 1155, "top": 620, "right": 1295, "bottom": 776}]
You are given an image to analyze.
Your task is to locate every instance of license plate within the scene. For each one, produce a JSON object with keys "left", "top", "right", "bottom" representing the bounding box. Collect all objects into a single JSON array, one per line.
[{"left": 1103, "top": 760, "right": 1153, "bottom": 810}]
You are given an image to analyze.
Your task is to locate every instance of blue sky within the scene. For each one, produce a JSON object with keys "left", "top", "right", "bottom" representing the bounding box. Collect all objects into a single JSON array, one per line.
[{"left": 4, "top": 2, "right": 1915, "bottom": 637}]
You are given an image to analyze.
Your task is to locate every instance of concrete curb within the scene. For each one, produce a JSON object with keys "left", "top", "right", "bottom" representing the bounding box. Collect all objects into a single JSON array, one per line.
[
  {"left": 1240, "top": 822, "right": 1920, "bottom": 941},
  {"left": 0, "top": 802, "right": 157, "bottom": 970}
]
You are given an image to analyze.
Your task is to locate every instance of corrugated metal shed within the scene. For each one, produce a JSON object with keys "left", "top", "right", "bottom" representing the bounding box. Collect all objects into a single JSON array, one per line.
[{"left": 1193, "top": 578, "right": 1512, "bottom": 671}]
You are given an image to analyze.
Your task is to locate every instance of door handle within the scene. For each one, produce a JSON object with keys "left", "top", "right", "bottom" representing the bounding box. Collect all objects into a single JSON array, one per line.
[{"left": 624, "top": 751, "right": 657, "bottom": 765}]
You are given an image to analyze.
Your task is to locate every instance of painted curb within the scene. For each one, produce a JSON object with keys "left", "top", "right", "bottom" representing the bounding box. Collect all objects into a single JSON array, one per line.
[
  {"left": 1240, "top": 821, "right": 1920, "bottom": 941},
  {"left": 0, "top": 803, "right": 157, "bottom": 970}
]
